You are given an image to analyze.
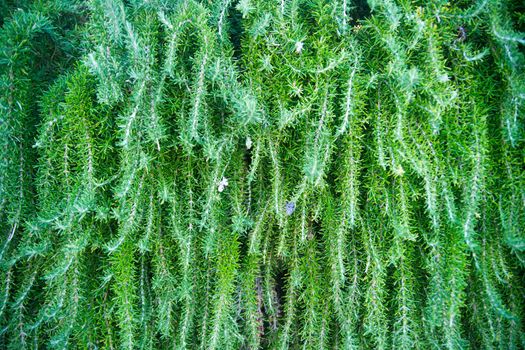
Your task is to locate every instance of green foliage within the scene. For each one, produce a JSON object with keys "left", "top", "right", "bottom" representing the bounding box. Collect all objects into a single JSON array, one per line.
[{"left": 1, "top": 0, "right": 524, "bottom": 349}]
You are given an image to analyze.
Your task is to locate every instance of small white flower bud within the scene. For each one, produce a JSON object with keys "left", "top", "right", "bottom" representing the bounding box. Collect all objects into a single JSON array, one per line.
[
  {"left": 295, "top": 41, "right": 303, "bottom": 54},
  {"left": 218, "top": 177, "right": 229, "bottom": 192}
]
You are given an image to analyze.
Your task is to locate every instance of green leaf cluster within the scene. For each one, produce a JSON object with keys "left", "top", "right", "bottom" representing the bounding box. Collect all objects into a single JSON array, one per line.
[{"left": 0, "top": 0, "right": 524, "bottom": 349}]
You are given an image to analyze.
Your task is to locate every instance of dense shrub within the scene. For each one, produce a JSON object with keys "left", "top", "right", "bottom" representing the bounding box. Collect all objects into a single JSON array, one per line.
[{"left": 0, "top": 0, "right": 524, "bottom": 349}]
